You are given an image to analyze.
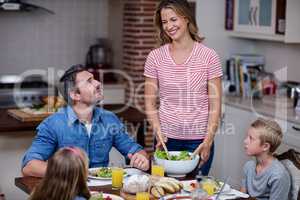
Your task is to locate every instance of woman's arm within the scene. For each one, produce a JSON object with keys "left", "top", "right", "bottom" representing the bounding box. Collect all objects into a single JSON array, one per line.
[
  {"left": 145, "top": 77, "right": 160, "bottom": 131},
  {"left": 144, "top": 77, "right": 166, "bottom": 147},
  {"left": 195, "top": 77, "right": 222, "bottom": 162},
  {"left": 205, "top": 77, "right": 222, "bottom": 145}
]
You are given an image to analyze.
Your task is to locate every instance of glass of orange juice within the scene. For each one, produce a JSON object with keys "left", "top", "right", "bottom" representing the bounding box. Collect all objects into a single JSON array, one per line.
[
  {"left": 151, "top": 164, "right": 164, "bottom": 177},
  {"left": 111, "top": 167, "right": 123, "bottom": 189},
  {"left": 136, "top": 192, "right": 150, "bottom": 200}
]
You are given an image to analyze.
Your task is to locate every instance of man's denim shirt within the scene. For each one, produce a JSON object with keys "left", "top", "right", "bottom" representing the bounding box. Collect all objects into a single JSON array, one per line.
[{"left": 22, "top": 106, "right": 143, "bottom": 168}]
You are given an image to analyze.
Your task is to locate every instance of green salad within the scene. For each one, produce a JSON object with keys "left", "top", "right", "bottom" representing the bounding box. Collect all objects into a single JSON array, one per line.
[
  {"left": 155, "top": 150, "right": 191, "bottom": 160},
  {"left": 89, "top": 192, "right": 112, "bottom": 200},
  {"left": 96, "top": 168, "right": 112, "bottom": 178},
  {"left": 90, "top": 167, "right": 127, "bottom": 178}
]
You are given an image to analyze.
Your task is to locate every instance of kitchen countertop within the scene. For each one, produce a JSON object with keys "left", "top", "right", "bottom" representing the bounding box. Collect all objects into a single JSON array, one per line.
[
  {"left": 0, "top": 105, "right": 146, "bottom": 133},
  {"left": 224, "top": 95, "right": 300, "bottom": 125}
]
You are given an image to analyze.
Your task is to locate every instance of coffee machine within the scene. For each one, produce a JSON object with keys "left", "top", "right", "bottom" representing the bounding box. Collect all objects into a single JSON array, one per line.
[{"left": 86, "top": 38, "right": 115, "bottom": 83}]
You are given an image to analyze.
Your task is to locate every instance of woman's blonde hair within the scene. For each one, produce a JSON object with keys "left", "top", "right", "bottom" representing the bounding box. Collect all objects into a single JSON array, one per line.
[
  {"left": 251, "top": 118, "right": 283, "bottom": 153},
  {"left": 155, "top": 0, "right": 204, "bottom": 45},
  {"left": 29, "top": 147, "right": 91, "bottom": 200}
]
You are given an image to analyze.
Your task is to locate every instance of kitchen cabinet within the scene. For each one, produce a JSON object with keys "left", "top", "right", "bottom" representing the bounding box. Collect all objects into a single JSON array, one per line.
[
  {"left": 226, "top": 0, "right": 300, "bottom": 43},
  {"left": 211, "top": 105, "right": 252, "bottom": 189}
]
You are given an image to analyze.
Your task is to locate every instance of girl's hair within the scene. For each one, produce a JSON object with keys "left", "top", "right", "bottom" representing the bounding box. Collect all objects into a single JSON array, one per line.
[
  {"left": 155, "top": 0, "right": 204, "bottom": 45},
  {"left": 251, "top": 118, "right": 283, "bottom": 153},
  {"left": 29, "top": 147, "right": 91, "bottom": 200}
]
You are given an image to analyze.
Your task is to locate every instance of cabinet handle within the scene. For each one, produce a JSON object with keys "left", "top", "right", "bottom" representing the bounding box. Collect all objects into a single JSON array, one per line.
[{"left": 292, "top": 126, "right": 300, "bottom": 132}]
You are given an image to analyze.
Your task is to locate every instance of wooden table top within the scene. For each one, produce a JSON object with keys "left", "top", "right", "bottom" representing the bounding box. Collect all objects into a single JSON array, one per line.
[{"left": 15, "top": 176, "right": 256, "bottom": 200}]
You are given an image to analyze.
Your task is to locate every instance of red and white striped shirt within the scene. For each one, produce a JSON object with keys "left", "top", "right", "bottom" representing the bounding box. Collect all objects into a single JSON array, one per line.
[{"left": 144, "top": 42, "right": 222, "bottom": 140}]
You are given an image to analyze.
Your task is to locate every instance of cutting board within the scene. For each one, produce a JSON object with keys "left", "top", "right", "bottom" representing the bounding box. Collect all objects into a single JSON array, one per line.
[{"left": 7, "top": 109, "right": 52, "bottom": 122}]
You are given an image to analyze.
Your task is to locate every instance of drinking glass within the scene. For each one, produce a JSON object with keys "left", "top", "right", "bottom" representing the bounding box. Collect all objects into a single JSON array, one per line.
[
  {"left": 136, "top": 192, "right": 150, "bottom": 200},
  {"left": 111, "top": 167, "right": 123, "bottom": 189},
  {"left": 191, "top": 188, "right": 208, "bottom": 200},
  {"left": 151, "top": 164, "right": 164, "bottom": 177}
]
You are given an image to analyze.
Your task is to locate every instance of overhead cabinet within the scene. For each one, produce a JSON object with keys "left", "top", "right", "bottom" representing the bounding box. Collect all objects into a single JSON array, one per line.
[{"left": 225, "top": 0, "right": 300, "bottom": 43}]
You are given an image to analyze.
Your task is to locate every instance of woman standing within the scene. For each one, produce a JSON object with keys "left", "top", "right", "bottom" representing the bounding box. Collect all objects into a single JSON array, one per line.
[{"left": 144, "top": 0, "right": 222, "bottom": 175}]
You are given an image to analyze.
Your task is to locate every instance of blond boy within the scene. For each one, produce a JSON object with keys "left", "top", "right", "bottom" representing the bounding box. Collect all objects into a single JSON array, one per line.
[{"left": 241, "top": 118, "right": 291, "bottom": 200}]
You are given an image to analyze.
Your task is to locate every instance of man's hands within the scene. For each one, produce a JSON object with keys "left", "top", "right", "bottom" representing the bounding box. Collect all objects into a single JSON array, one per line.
[
  {"left": 128, "top": 150, "right": 149, "bottom": 171},
  {"left": 22, "top": 160, "right": 47, "bottom": 177}
]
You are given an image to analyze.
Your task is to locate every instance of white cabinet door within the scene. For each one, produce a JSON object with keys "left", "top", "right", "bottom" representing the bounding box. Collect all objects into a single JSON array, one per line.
[
  {"left": 209, "top": 116, "right": 225, "bottom": 179},
  {"left": 221, "top": 106, "right": 253, "bottom": 189}
]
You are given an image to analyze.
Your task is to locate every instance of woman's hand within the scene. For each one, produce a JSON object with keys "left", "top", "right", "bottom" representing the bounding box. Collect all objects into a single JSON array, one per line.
[
  {"left": 155, "top": 130, "right": 168, "bottom": 149},
  {"left": 196, "top": 139, "right": 213, "bottom": 166}
]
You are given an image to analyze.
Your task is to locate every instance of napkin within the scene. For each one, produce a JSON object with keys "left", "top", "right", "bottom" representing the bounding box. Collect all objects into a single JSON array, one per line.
[{"left": 211, "top": 188, "right": 249, "bottom": 200}]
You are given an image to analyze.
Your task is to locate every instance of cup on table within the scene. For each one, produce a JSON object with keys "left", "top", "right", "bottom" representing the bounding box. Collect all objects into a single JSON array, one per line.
[
  {"left": 151, "top": 164, "right": 164, "bottom": 177},
  {"left": 136, "top": 192, "right": 150, "bottom": 200},
  {"left": 111, "top": 167, "right": 123, "bottom": 189},
  {"left": 199, "top": 176, "right": 217, "bottom": 196}
]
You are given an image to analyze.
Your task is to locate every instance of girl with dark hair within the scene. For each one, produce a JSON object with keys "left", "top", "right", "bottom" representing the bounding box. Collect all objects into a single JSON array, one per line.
[{"left": 29, "top": 147, "right": 91, "bottom": 200}]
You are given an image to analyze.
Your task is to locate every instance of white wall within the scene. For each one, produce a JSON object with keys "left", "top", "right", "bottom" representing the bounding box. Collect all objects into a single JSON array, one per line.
[
  {"left": 255, "top": 41, "right": 300, "bottom": 82},
  {"left": 196, "top": 0, "right": 300, "bottom": 82},
  {"left": 108, "top": 0, "right": 124, "bottom": 69},
  {"left": 0, "top": 0, "right": 109, "bottom": 75}
]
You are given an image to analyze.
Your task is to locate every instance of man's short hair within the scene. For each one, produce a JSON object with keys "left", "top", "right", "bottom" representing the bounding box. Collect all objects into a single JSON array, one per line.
[
  {"left": 59, "top": 64, "right": 86, "bottom": 104},
  {"left": 251, "top": 118, "right": 283, "bottom": 153}
]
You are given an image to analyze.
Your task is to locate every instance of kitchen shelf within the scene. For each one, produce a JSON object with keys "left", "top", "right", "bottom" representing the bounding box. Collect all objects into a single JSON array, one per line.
[{"left": 226, "top": 31, "right": 284, "bottom": 42}]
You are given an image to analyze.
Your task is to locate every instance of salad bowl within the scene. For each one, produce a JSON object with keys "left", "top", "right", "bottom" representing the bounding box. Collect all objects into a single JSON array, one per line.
[{"left": 154, "top": 151, "right": 200, "bottom": 177}]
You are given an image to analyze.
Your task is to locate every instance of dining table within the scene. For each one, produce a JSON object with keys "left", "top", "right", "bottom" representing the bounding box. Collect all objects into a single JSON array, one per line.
[{"left": 15, "top": 175, "right": 256, "bottom": 200}]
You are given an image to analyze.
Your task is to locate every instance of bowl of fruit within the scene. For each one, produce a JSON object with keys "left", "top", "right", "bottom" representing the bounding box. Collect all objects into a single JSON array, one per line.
[{"left": 154, "top": 150, "right": 200, "bottom": 177}]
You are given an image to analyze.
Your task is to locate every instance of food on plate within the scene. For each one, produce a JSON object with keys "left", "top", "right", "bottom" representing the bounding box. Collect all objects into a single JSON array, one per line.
[
  {"left": 150, "top": 186, "right": 165, "bottom": 198},
  {"left": 89, "top": 167, "right": 127, "bottom": 179},
  {"left": 182, "top": 178, "right": 228, "bottom": 196},
  {"left": 122, "top": 174, "right": 150, "bottom": 194},
  {"left": 155, "top": 150, "right": 191, "bottom": 160},
  {"left": 182, "top": 180, "right": 198, "bottom": 193},
  {"left": 149, "top": 177, "right": 183, "bottom": 198},
  {"left": 96, "top": 167, "right": 112, "bottom": 178},
  {"left": 190, "top": 182, "right": 197, "bottom": 190},
  {"left": 89, "top": 192, "right": 112, "bottom": 200}
]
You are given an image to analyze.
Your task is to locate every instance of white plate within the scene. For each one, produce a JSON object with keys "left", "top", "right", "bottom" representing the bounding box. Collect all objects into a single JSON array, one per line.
[
  {"left": 181, "top": 180, "right": 231, "bottom": 194},
  {"left": 91, "top": 192, "right": 124, "bottom": 200},
  {"left": 160, "top": 194, "right": 191, "bottom": 200},
  {"left": 181, "top": 180, "right": 197, "bottom": 193},
  {"left": 88, "top": 167, "right": 128, "bottom": 180}
]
